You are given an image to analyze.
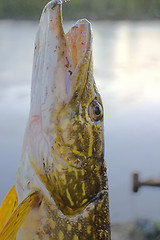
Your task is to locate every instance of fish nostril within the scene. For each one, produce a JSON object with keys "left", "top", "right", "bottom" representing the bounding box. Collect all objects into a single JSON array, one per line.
[{"left": 73, "top": 92, "right": 79, "bottom": 100}]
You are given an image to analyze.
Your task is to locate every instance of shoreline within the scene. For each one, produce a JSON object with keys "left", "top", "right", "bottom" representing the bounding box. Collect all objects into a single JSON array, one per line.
[{"left": 111, "top": 220, "right": 160, "bottom": 240}]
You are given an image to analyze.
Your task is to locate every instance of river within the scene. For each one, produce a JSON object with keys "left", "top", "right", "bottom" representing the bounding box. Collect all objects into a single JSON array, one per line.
[{"left": 0, "top": 20, "right": 160, "bottom": 223}]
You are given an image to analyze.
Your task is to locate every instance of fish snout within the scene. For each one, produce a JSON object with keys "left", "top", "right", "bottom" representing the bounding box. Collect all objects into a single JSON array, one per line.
[{"left": 30, "top": 0, "right": 93, "bottom": 134}]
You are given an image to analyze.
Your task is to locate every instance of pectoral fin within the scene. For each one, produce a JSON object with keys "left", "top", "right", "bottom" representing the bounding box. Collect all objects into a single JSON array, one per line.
[
  {"left": 0, "top": 186, "right": 18, "bottom": 232},
  {"left": 0, "top": 191, "right": 40, "bottom": 240}
]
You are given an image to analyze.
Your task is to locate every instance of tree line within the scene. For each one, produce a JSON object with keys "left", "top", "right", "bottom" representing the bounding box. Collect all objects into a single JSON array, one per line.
[{"left": 0, "top": 0, "right": 160, "bottom": 20}]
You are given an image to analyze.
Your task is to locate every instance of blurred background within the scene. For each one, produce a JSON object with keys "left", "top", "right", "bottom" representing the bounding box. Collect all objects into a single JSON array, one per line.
[
  {"left": 0, "top": 0, "right": 160, "bottom": 239},
  {"left": 1, "top": 0, "right": 160, "bottom": 20}
]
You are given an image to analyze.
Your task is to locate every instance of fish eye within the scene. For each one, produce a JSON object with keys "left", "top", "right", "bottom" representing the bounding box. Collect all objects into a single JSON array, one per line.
[{"left": 89, "top": 99, "right": 103, "bottom": 121}]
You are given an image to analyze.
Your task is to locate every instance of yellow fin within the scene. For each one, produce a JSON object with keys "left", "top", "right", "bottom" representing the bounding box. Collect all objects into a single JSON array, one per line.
[
  {"left": 0, "top": 191, "right": 40, "bottom": 240},
  {"left": 0, "top": 186, "right": 18, "bottom": 231}
]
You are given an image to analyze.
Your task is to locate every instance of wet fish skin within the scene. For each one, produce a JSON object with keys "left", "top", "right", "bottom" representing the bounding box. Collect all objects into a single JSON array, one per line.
[{"left": 0, "top": 0, "right": 111, "bottom": 239}]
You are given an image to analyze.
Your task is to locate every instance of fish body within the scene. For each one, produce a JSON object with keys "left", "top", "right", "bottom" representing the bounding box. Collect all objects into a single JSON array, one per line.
[{"left": 0, "top": 1, "right": 111, "bottom": 239}]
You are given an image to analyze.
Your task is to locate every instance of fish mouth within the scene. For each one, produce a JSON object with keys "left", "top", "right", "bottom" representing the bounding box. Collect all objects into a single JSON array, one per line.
[
  {"left": 28, "top": 1, "right": 97, "bottom": 215},
  {"left": 30, "top": 0, "right": 92, "bottom": 119}
]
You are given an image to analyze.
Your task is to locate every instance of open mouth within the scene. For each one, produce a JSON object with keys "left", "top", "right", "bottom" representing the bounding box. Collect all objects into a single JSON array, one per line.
[{"left": 31, "top": 0, "right": 93, "bottom": 114}]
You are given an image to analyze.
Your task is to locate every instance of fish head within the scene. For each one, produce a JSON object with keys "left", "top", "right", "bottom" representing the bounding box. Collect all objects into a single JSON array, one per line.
[{"left": 28, "top": 0, "right": 106, "bottom": 216}]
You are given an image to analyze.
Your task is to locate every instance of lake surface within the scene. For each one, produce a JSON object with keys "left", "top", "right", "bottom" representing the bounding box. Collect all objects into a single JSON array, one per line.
[{"left": 0, "top": 20, "right": 160, "bottom": 223}]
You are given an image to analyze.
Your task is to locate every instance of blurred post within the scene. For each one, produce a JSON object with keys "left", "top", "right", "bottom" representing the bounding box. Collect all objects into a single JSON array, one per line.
[{"left": 133, "top": 173, "right": 160, "bottom": 193}]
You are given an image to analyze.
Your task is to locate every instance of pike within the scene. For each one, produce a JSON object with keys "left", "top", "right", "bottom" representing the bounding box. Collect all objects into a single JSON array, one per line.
[{"left": 0, "top": 1, "right": 111, "bottom": 239}]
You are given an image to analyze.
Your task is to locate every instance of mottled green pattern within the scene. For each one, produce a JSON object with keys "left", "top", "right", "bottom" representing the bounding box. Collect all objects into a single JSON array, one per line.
[
  {"left": 32, "top": 59, "right": 111, "bottom": 239},
  {"left": 41, "top": 60, "right": 105, "bottom": 213},
  {"left": 38, "top": 191, "right": 110, "bottom": 240}
]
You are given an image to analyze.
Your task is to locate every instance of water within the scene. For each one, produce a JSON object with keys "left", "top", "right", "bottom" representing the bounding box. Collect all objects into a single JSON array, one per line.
[{"left": 0, "top": 20, "right": 160, "bottom": 223}]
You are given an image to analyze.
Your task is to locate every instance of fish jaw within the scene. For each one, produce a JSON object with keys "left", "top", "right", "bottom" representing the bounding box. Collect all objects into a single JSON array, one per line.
[
  {"left": 29, "top": 0, "right": 92, "bottom": 134},
  {"left": 30, "top": 0, "right": 72, "bottom": 131}
]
